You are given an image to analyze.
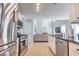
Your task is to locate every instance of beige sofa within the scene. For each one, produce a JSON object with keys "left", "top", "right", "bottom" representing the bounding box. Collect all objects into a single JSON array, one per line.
[{"left": 33, "top": 33, "right": 48, "bottom": 42}]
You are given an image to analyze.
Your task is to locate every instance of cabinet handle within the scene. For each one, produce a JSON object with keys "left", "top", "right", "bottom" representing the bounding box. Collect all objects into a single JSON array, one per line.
[
  {"left": 76, "top": 49, "right": 79, "bottom": 51},
  {"left": 56, "top": 41, "right": 63, "bottom": 44},
  {"left": 56, "top": 41, "right": 57, "bottom": 43},
  {"left": 59, "top": 41, "right": 63, "bottom": 44}
]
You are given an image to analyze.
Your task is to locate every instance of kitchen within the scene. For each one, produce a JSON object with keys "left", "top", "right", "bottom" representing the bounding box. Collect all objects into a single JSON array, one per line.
[{"left": 0, "top": 3, "right": 79, "bottom": 56}]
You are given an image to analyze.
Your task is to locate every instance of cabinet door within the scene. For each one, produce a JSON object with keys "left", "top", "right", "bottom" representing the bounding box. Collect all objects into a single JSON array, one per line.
[
  {"left": 69, "top": 4, "right": 76, "bottom": 21},
  {"left": 69, "top": 50, "right": 79, "bottom": 56},
  {"left": 48, "top": 36, "right": 53, "bottom": 48},
  {"left": 69, "top": 42, "right": 79, "bottom": 54},
  {"left": 70, "top": 4, "right": 79, "bottom": 21},
  {"left": 48, "top": 36, "right": 56, "bottom": 55},
  {"left": 51, "top": 37, "right": 56, "bottom": 54},
  {"left": 75, "top": 4, "right": 79, "bottom": 19}
]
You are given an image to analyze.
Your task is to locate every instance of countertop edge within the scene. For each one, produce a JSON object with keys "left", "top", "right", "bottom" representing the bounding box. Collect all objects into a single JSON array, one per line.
[{"left": 49, "top": 35, "right": 79, "bottom": 45}]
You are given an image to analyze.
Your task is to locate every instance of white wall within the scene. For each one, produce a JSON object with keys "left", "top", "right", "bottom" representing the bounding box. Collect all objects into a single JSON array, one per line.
[
  {"left": 33, "top": 18, "right": 53, "bottom": 34},
  {"left": 42, "top": 19, "right": 52, "bottom": 34},
  {"left": 23, "top": 20, "right": 33, "bottom": 34},
  {"left": 36, "top": 19, "right": 42, "bottom": 34},
  {"left": 23, "top": 19, "right": 33, "bottom": 44},
  {"left": 33, "top": 19, "right": 37, "bottom": 34}
]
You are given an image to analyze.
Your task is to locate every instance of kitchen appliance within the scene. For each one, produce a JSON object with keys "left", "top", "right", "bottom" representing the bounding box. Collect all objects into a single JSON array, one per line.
[
  {"left": 71, "top": 20, "right": 79, "bottom": 42},
  {"left": 0, "top": 4, "right": 17, "bottom": 56},
  {"left": 0, "top": 3, "right": 3, "bottom": 32},
  {"left": 56, "top": 38, "right": 68, "bottom": 56},
  {"left": 55, "top": 26, "right": 66, "bottom": 38},
  {"left": 17, "top": 34, "right": 28, "bottom": 56},
  {"left": 0, "top": 15, "right": 17, "bottom": 56},
  {"left": 55, "top": 27, "right": 61, "bottom": 33},
  {"left": 0, "top": 3, "right": 4, "bottom": 55},
  {"left": 17, "top": 20, "right": 28, "bottom": 56}
]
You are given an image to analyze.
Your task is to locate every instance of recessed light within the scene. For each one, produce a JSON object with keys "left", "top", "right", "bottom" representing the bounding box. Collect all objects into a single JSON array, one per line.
[
  {"left": 36, "top": 6, "right": 39, "bottom": 9},
  {"left": 36, "top": 3, "right": 40, "bottom": 6},
  {"left": 36, "top": 10, "right": 39, "bottom": 12}
]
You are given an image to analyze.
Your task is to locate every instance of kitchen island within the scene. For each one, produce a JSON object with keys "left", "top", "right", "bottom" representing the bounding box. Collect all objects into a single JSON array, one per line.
[{"left": 48, "top": 35, "right": 79, "bottom": 56}]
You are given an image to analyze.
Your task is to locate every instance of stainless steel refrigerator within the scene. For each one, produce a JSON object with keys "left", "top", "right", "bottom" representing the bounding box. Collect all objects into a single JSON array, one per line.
[{"left": 0, "top": 3, "right": 17, "bottom": 56}]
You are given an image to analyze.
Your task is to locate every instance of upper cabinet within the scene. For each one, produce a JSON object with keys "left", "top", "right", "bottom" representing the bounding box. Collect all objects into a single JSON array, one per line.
[{"left": 69, "top": 4, "right": 79, "bottom": 22}]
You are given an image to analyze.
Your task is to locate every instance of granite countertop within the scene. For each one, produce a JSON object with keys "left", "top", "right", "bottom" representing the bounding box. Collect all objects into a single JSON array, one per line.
[
  {"left": 49, "top": 34, "right": 79, "bottom": 45},
  {"left": 68, "top": 39, "right": 79, "bottom": 45},
  {"left": 55, "top": 36, "right": 68, "bottom": 42},
  {"left": 17, "top": 33, "right": 28, "bottom": 39}
]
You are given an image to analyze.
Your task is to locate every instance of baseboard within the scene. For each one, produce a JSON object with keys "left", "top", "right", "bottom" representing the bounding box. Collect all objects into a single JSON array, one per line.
[{"left": 34, "top": 41, "right": 48, "bottom": 42}]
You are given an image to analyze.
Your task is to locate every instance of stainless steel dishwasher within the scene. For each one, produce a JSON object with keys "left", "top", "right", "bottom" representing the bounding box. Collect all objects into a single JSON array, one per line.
[{"left": 56, "top": 38, "right": 68, "bottom": 56}]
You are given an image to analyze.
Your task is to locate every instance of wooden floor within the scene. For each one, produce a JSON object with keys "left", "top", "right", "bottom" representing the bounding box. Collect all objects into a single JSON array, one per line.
[{"left": 24, "top": 42, "right": 54, "bottom": 56}]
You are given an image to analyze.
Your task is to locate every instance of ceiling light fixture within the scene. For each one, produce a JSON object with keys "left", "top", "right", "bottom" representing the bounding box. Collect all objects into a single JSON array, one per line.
[
  {"left": 36, "top": 3, "right": 40, "bottom": 12},
  {"left": 36, "top": 6, "right": 39, "bottom": 9},
  {"left": 36, "top": 3, "right": 40, "bottom": 6},
  {"left": 36, "top": 9, "right": 39, "bottom": 12}
]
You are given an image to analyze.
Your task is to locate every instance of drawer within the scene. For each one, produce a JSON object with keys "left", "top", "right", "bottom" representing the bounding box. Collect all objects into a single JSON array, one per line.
[
  {"left": 69, "top": 50, "right": 79, "bottom": 56},
  {"left": 69, "top": 42, "right": 79, "bottom": 54}
]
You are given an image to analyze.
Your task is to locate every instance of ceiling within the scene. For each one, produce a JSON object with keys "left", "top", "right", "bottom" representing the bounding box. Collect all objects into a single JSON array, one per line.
[{"left": 18, "top": 3, "right": 70, "bottom": 20}]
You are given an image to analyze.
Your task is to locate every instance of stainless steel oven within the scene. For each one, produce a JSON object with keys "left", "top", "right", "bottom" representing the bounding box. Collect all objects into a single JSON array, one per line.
[{"left": 17, "top": 33, "right": 28, "bottom": 56}]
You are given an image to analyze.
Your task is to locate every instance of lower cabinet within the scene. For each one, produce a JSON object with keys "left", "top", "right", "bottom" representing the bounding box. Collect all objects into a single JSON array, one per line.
[
  {"left": 69, "top": 50, "right": 79, "bottom": 56},
  {"left": 69, "top": 42, "right": 79, "bottom": 56},
  {"left": 48, "top": 36, "right": 56, "bottom": 55}
]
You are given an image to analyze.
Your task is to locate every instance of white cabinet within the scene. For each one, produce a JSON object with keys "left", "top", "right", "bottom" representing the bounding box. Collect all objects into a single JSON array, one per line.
[
  {"left": 69, "top": 42, "right": 79, "bottom": 56},
  {"left": 69, "top": 50, "right": 79, "bottom": 56},
  {"left": 69, "top": 4, "right": 79, "bottom": 22},
  {"left": 48, "top": 36, "right": 56, "bottom": 55}
]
